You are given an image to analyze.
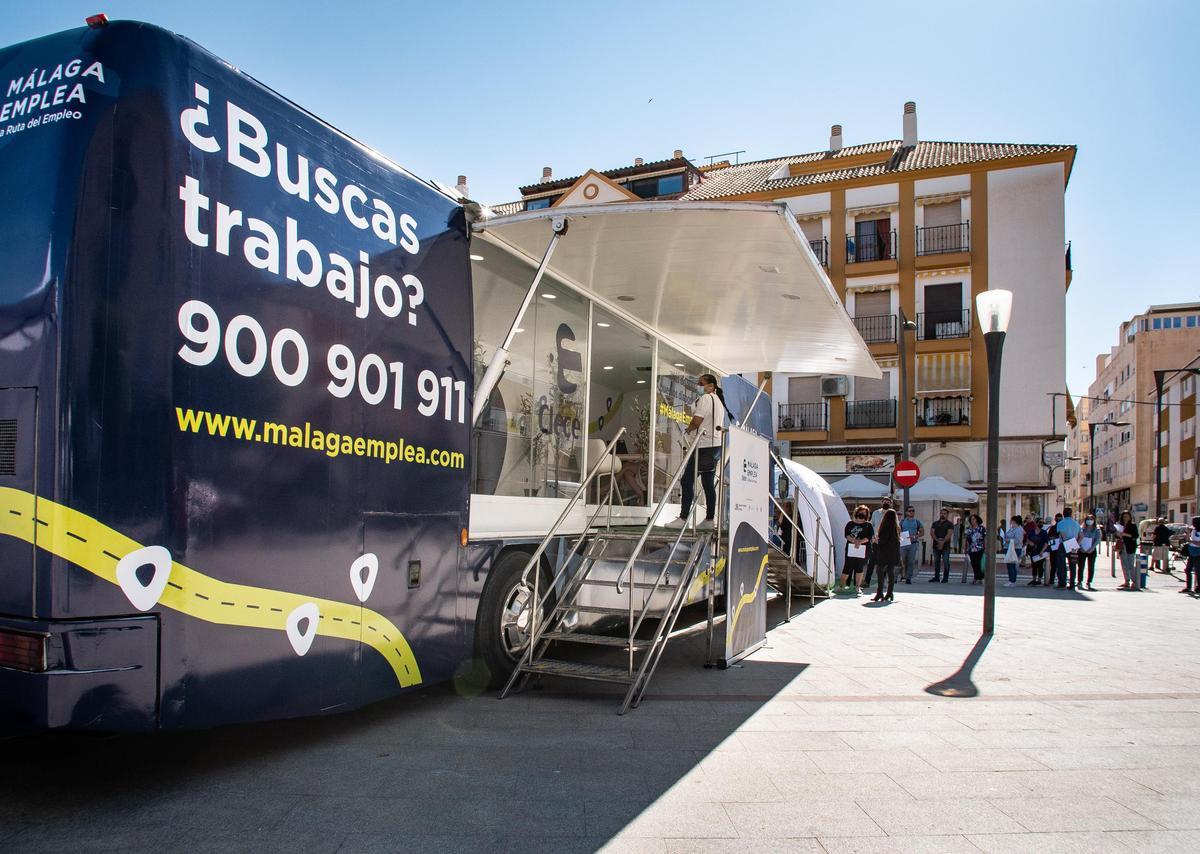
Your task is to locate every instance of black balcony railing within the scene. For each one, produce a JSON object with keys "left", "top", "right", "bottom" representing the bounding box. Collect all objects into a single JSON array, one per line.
[
  {"left": 846, "top": 398, "right": 897, "bottom": 429},
  {"left": 853, "top": 313, "right": 897, "bottom": 344},
  {"left": 918, "top": 308, "right": 971, "bottom": 340},
  {"left": 846, "top": 230, "right": 897, "bottom": 264},
  {"left": 808, "top": 237, "right": 829, "bottom": 267},
  {"left": 916, "top": 395, "right": 971, "bottom": 427},
  {"left": 778, "top": 402, "right": 828, "bottom": 432},
  {"left": 916, "top": 221, "right": 970, "bottom": 255}
]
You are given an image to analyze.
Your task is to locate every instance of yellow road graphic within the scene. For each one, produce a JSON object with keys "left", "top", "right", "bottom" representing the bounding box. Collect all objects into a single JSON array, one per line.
[
  {"left": 0, "top": 487, "right": 421, "bottom": 686},
  {"left": 687, "top": 555, "right": 726, "bottom": 603},
  {"left": 729, "top": 553, "right": 770, "bottom": 637}
]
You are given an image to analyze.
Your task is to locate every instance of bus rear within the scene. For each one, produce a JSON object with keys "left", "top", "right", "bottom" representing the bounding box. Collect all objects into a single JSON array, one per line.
[{"left": 0, "top": 21, "right": 473, "bottom": 730}]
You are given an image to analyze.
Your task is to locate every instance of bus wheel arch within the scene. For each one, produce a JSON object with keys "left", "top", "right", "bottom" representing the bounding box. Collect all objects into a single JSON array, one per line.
[{"left": 474, "top": 546, "right": 554, "bottom": 689}]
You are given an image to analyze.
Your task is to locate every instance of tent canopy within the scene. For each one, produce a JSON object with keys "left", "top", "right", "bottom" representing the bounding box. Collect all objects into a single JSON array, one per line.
[
  {"left": 476, "top": 201, "right": 880, "bottom": 378},
  {"left": 907, "top": 475, "right": 978, "bottom": 504},
  {"left": 779, "top": 458, "right": 848, "bottom": 585},
  {"left": 831, "top": 474, "right": 890, "bottom": 500}
]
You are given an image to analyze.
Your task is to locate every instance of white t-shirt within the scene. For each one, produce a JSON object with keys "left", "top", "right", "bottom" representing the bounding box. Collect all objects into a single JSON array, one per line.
[{"left": 692, "top": 391, "right": 726, "bottom": 448}]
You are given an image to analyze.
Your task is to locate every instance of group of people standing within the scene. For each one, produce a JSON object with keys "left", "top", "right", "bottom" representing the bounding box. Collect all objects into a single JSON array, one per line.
[{"left": 839, "top": 499, "right": 1164, "bottom": 596}]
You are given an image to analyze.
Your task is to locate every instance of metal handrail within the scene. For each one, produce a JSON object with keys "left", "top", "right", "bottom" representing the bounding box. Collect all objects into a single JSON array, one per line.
[
  {"left": 767, "top": 490, "right": 836, "bottom": 595},
  {"left": 769, "top": 448, "right": 837, "bottom": 600}
]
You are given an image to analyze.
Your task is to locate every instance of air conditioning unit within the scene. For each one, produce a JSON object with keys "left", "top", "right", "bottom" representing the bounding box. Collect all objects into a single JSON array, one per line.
[{"left": 820, "top": 375, "right": 848, "bottom": 397}]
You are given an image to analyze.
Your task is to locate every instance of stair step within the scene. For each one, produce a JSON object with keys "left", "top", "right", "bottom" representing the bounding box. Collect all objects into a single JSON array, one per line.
[
  {"left": 589, "top": 531, "right": 708, "bottom": 543},
  {"left": 556, "top": 604, "right": 666, "bottom": 617},
  {"left": 519, "top": 659, "right": 635, "bottom": 684},
  {"left": 543, "top": 631, "right": 650, "bottom": 650},
  {"left": 579, "top": 578, "right": 680, "bottom": 590}
]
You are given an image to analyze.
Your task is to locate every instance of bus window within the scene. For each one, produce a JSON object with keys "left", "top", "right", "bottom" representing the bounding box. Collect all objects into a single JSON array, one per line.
[{"left": 588, "top": 311, "right": 652, "bottom": 507}]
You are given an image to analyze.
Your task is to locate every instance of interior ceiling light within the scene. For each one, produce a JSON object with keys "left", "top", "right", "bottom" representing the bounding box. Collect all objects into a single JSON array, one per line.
[
  {"left": 673, "top": 363, "right": 685, "bottom": 368},
  {"left": 759, "top": 264, "right": 779, "bottom": 273},
  {"left": 781, "top": 293, "right": 802, "bottom": 300},
  {"left": 541, "top": 293, "right": 556, "bottom": 299},
  {"left": 469, "top": 254, "right": 485, "bottom": 261},
  {"left": 596, "top": 322, "right": 611, "bottom": 328},
  {"left": 617, "top": 295, "right": 635, "bottom": 302},
  {"left": 602, "top": 365, "right": 614, "bottom": 370},
  {"left": 636, "top": 380, "right": 646, "bottom": 384}
]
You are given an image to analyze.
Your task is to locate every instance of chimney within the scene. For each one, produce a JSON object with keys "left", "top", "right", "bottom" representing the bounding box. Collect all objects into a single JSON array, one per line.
[
  {"left": 829, "top": 124, "right": 843, "bottom": 152},
  {"left": 542, "top": 166, "right": 553, "bottom": 181},
  {"left": 634, "top": 157, "right": 644, "bottom": 166},
  {"left": 673, "top": 148, "right": 683, "bottom": 159},
  {"left": 455, "top": 174, "right": 469, "bottom": 197},
  {"left": 902, "top": 101, "right": 917, "bottom": 146}
]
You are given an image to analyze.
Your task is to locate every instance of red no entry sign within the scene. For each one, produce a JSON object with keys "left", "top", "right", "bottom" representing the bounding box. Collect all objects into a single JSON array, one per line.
[{"left": 893, "top": 460, "right": 921, "bottom": 489}]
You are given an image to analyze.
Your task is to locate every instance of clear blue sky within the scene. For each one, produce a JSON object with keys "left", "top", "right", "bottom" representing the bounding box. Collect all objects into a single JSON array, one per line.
[{"left": 6, "top": 0, "right": 1198, "bottom": 398}]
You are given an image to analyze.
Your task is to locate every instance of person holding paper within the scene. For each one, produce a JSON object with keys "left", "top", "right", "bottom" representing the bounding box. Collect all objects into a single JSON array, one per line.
[
  {"left": 899, "top": 507, "right": 923, "bottom": 584},
  {"left": 1057, "top": 507, "right": 1082, "bottom": 589},
  {"left": 1183, "top": 516, "right": 1200, "bottom": 595},
  {"left": 873, "top": 508, "right": 901, "bottom": 602},
  {"left": 1025, "top": 520, "right": 1050, "bottom": 586},
  {"left": 1116, "top": 510, "right": 1141, "bottom": 590},
  {"left": 842, "top": 505, "right": 874, "bottom": 593},
  {"left": 1002, "top": 516, "right": 1026, "bottom": 587},
  {"left": 1075, "top": 515, "right": 1100, "bottom": 590}
]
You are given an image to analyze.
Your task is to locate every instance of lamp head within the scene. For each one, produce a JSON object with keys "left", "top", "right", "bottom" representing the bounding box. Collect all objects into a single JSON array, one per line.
[{"left": 976, "top": 289, "right": 1013, "bottom": 334}]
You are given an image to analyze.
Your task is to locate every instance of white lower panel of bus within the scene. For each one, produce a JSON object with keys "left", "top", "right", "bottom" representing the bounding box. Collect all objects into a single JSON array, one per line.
[{"left": 469, "top": 494, "right": 683, "bottom": 541}]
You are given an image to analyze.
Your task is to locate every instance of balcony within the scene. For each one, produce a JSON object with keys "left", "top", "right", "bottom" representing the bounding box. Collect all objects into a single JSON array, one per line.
[
  {"left": 778, "top": 402, "right": 828, "bottom": 432},
  {"left": 846, "top": 398, "right": 897, "bottom": 429},
  {"left": 916, "top": 395, "right": 971, "bottom": 427},
  {"left": 808, "top": 237, "right": 829, "bottom": 267},
  {"left": 917, "top": 309, "right": 971, "bottom": 341},
  {"left": 846, "top": 231, "right": 897, "bottom": 264},
  {"left": 853, "top": 313, "right": 897, "bottom": 344},
  {"left": 916, "top": 222, "right": 970, "bottom": 255}
]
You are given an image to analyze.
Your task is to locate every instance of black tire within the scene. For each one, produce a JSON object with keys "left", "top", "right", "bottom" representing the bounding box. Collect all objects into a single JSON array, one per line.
[{"left": 475, "top": 549, "right": 553, "bottom": 689}]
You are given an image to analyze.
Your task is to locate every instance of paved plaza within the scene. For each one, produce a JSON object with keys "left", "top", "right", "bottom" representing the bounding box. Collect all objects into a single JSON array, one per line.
[{"left": 3, "top": 545, "right": 1199, "bottom": 853}]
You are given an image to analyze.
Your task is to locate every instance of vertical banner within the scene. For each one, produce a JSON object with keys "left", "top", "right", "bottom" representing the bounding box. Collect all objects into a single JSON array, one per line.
[{"left": 724, "top": 425, "right": 770, "bottom": 666}]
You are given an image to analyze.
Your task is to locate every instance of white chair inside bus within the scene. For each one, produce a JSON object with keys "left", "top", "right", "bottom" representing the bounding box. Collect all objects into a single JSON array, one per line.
[{"left": 583, "top": 439, "right": 623, "bottom": 505}]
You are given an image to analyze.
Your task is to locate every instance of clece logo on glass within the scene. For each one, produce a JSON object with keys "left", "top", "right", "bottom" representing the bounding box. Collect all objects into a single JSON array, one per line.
[{"left": 173, "top": 81, "right": 466, "bottom": 426}]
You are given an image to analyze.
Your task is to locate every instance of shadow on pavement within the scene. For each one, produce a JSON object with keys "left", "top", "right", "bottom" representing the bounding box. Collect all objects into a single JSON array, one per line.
[
  {"left": 924, "top": 633, "right": 992, "bottom": 698},
  {"left": 0, "top": 601, "right": 811, "bottom": 853}
]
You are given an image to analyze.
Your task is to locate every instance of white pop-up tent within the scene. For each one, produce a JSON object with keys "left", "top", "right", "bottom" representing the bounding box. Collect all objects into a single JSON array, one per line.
[
  {"left": 907, "top": 476, "right": 978, "bottom": 504},
  {"left": 779, "top": 457, "right": 849, "bottom": 586},
  {"left": 832, "top": 474, "right": 890, "bottom": 500}
]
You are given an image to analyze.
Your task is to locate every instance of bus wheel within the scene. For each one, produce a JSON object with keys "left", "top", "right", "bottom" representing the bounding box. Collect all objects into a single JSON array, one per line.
[{"left": 476, "top": 550, "right": 551, "bottom": 689}]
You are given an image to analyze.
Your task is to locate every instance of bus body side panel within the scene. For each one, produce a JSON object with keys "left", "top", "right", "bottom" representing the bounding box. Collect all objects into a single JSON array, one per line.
[{"left": 0, "top": 23, "right": 472, "bottom": 730}]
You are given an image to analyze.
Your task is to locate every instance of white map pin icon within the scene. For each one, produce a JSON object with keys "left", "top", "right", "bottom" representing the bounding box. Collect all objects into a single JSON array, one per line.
[
  {"left": 286, "top": 602, "right": 320, "bottom": 656},
  {"left": 116, "top": 545, "right": 173, "bottom": 611},
  {"left": 350, "top": 553, "right": 379, "bottom": 603}
]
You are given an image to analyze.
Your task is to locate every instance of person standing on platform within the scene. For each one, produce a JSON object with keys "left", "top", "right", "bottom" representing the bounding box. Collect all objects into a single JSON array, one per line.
[
  {"left": 1077, "top": 514, "right": 1100, "bottom": 590},
  {"left": 841, "top": 505, "right": 874, "bottom": 594},
  {"left": 899, "top": 506, "right": 923, "bottom": 584},
  {"left": 928, "top": 508, "right": 954, "bottom": 583},
  {"left": 865, "top": 496, "right": 893, "bottom": 588},
  {"left": 1116, "top": 510, "right": 1141, "bottom": 590},
  {"left": 873, "top": 508, "right": 901, "bottom": 602},
  {"left": 966, "top": 513, "right": 987, "bottom": 583},
  {"left": 668, "top": 374, "right": 726, "bottom": 530}
]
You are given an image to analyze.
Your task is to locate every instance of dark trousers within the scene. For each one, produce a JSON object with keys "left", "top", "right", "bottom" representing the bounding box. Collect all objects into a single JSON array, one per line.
[
  {"left": 875, "top": 563, "right": 896, "bottom": 599},
  {"left": 1186, "top": 554, "right": 1200, "bottom": 590},
  {"left": 1052, "top": 549, "right": 1067, "bottom": 586},
  {"left": 863, "top": 544, "right": 876, "bottom": 586},
  {"left": 931, "top": 546, "right": 951, "bottom": 581},
  {"left": 680, "top": 447, "right": 717, "bottom": 520},
  {"left": 969, "top": 550, "right": 984, "bottom": 580},
  {"left": 1078, "top": 551, "right": 1097, "bottom": 587}
]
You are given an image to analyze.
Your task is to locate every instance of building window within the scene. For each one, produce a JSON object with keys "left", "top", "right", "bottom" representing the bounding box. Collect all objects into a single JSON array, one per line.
[
  {"left": 1153, "top": 318, "right": 1162, "bottom": 330},
  {"left": 1190, "top": 316, "right": 1198, "bottom": 328},
  {"left": 628, "top": 173, "right": 685, "bottom": 199},
  {"left": 526, "top": 197, "right": 553, "bottom": 210}
]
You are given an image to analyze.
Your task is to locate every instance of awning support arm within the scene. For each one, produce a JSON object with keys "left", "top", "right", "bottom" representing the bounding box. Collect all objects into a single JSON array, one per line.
[{"left": 471, "top": 216, "right": 569, "bottom": 426}]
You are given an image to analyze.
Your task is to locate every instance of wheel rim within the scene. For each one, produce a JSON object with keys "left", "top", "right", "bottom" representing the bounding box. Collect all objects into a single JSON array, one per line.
[{"left": 499, "top": 583, "right": 534, "bottom": 659}]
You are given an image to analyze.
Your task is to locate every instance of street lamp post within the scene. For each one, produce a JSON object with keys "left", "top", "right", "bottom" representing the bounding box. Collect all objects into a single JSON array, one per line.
[
  {"left": 897, "top": 308, "right": 918, "bottom": 507},
  {"left": 1153, "top": 368, "right": 1200, "bottom": 519},
  {"left": 1088, "top": 419, "right": 1130, "bottom": 519},
  {"left": 977, "top": 290, "right": 1013, "bottom": 636}
]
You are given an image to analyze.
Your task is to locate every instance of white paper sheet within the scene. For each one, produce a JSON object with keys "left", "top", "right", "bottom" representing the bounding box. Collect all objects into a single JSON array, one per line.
[
  {"left": 1064, "top": 537, "right": 1079, "bottom": 553},
  {"left": 848, "top": 543, "right": 866, "bottom": 559},
  {"left": 1032, "top": 552, "right": 1047, "bottom": 563},
  {"left": 900, "top": 531, "right": 911, "bottom": 547}
]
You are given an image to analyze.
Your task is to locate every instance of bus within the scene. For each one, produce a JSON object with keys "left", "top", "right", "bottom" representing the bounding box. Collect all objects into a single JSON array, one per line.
[{"left": 0, "top": 19, "right": 876, "bottom": 730}]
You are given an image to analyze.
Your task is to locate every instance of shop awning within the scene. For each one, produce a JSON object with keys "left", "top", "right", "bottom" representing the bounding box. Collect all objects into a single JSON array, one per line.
[
  {"left": 474, "top": 201, "right": 880, "bottom": 379},
  {"left": 916, "top": 352, "right": 971, "bottom": 396}
]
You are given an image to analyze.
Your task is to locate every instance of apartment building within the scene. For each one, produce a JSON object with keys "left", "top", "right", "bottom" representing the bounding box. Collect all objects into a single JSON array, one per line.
[
  {"left": 683, "top": 103, "right": 1075, "bottom": 520},
  {"left": 1064, "top": 395, "right": 1091, "bottom": 513},
  {"left": 1088, "top": 303, "right": 1200, "bottom": 518},
  {"left": 486, "top": 102, "right": 1075, "bottom": 520},
  {"left": 1158, "top": 353, "right": 1200, "bottom": 522}
]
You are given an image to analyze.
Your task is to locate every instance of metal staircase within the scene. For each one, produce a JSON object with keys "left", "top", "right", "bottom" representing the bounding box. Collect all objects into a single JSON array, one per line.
[
  {"left": 764, "top": 448, "right": 838, "bottom": 619},
  {"left": 500, "top": 430, "right": 719, "bottom": 714}
]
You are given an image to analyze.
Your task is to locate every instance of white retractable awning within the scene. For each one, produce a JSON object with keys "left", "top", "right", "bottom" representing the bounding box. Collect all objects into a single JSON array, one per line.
[{"left": 474, "top": 201, "right": 880, "bottom": 379}]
